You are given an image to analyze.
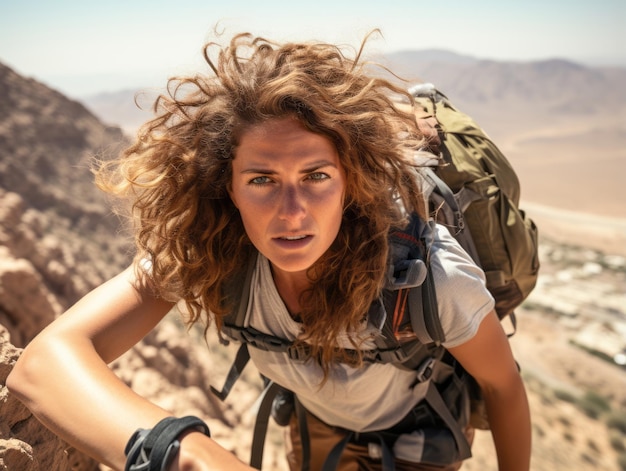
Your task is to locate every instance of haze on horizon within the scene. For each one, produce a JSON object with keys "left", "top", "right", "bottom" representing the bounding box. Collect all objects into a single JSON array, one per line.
[{"left": 1, "top": 0, "right": 624, "bottom": 97}]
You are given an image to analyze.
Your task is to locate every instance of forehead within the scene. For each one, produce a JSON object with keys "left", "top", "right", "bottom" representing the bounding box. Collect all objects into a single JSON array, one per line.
[
  {"left": 238, "top": 116, "right": 311, "bottom": 143},
  {"left": 234, "top": 117, "right": 339, "bottom": 163}
]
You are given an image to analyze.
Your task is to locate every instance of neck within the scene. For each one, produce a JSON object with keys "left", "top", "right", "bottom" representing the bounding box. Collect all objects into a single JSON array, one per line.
[{"left": 270, "top": 265, "right": 311, "bottom": 318}]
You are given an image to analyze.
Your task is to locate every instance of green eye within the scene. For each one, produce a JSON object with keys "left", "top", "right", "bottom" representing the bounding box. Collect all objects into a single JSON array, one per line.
[
  {"left": 249, "top": 176, "right": 272, "bottom": 185},
  {"left": 308, "top": 172, "right": 329, "bottom": 181}
]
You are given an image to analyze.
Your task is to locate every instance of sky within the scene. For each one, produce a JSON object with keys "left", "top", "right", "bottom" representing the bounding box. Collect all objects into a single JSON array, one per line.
[{"left": 1, "top": 0, "right": 624, "bottom": 98}]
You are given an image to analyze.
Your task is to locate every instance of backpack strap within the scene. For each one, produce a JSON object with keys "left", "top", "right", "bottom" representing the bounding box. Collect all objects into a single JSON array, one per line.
[
  {"left": 321, "top": 431, "right": 396, "bottom": 471},
  {"left": 220, "top": 252, "right": 258, "bottom": 339},
  {"left": 248, "top": 384, "right": 313, "bottom": 471},
  {"left": 209, "top": 343, "right": 251, "bottom": 400},
  {"left": 388, "top": 215, "right": 445, "bottom": 346},
  {"left": 410, "top": 84, "right": 483, "bottom": 266},
  {"left": 420, "top": 167, "right": 482, "bottom": 267},
  {"left": 408, "top": 258, "right": 444, "bottom": 345},
  {"left": 210, "top": 253, "right": 258, "bottom": 400},
  {"left": 249, "top": 381, "right": 284, "bottom": 469},
  {"left": 293, "top": 398, "right": 312, "bottom": 471},
  {"left": 415, "top": 378, "right": 472, "bottom": 461}
]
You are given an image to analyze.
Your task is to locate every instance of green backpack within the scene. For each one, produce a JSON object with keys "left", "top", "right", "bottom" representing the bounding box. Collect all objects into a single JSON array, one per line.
[
  {"left": 210, "top": 84, "right": 540, "bottom": 470},
  {"left": 411, "top": 83, "right": 539, "bottom": 320}
]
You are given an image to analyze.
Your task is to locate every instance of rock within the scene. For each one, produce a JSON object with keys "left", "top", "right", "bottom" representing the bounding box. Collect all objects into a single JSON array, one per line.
[
  {"left": 0, "top": 257, "right": 61, "bottom": 348},
  {"left": 0, "top": 327, "right": 99, "bottom": 470}
]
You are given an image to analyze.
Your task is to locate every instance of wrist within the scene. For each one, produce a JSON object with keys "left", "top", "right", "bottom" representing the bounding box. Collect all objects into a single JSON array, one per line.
[{"left": 124, "top": 416, "right": 211, "bottom": 471}]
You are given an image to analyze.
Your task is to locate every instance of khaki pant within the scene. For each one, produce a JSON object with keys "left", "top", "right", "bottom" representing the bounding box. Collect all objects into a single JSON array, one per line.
[{"left": 285, "top": 409, "right": 474, "bottom": 471}]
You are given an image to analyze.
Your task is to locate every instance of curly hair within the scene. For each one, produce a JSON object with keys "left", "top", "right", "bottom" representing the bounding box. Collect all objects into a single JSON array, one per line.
[{"left": 95, "top": 30, "right": 428, "bottom": 375}]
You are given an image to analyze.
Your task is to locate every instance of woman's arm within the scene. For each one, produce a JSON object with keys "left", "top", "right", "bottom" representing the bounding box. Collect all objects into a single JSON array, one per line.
[
  {"left": 447, "top": 310, "right": 532, "bottom": 471},
  {"left": 6, "top": 265, "right": 253, "bottom": 471}
]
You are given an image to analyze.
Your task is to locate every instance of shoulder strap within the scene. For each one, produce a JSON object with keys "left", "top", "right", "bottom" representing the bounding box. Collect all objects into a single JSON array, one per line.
[
  {"left": 420, "top": 167, "right": 482, "bottom": 265},
  {"left": 249, "top": 380, "right": 284, "bottom": 469},
  {"left": 210, "top": 253, "right": 258, "bottom": 400},
  {"left": 388, "top": 214, "right": 446, "bottom": 345},
  {"left": 220, "top": 252, "right": 258, "bottom": 335},
  {"left": 209, "top": 343, "right": 251, "bottom": 400}
]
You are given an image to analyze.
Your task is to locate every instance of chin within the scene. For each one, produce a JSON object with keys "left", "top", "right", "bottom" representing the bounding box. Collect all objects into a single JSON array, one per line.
[{"left": 270, "top": 255, "right": 322, "bottom": 275}]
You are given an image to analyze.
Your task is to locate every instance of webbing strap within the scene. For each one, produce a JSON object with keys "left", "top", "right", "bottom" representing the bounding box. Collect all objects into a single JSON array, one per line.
[
  {"left": 506, "top": 312, "right": 518, "bottom": 338},
  {"left": 250, "top": 381, "right": 283, "bottom": 469},
  {"left": 423, "top": 261, "right": 445, "bottom": 344},
  {"left": 321, "top": 432, "right": 353, "bottom": 471},
  {"left": 295, "top": 398, "right": 311, "bottom": 471},
  {"left": 321, "top": 430, "right": 396, "bottom": 471},
  {"left": 423, "top": 168, "right": 481, "bottom": 267},
  {"left": 249, "top": 385, "right": 311, "bottom": 471},
  {"left": 415, "top": 380, "right": 472, "bottom": 460},
  {"left": 209, "top": 343, "right": 251, "bottom": 400},
  {"left": 407, "top": 243, "right": 445, "bottom": 345}
]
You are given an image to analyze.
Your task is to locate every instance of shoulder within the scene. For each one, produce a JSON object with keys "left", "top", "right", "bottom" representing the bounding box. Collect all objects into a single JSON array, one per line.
[
  {"left": 428, "top": 224, "right": 495, "bottom": 347},
  {"left": 429, "top": 224, "right": 485, "bottom": 281}
]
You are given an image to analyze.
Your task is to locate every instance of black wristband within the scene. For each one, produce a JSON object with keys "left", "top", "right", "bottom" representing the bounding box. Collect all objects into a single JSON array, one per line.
[{"left": 124, "top": 416, "right": 211, "bottom": 471}]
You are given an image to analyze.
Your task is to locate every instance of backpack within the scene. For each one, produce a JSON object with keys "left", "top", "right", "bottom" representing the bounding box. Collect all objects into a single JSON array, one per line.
[
  {"left": 210, "top": 84, "right": 540, "bottom": 470},
  {"left": 410, "top": 84, "right": 539, "bottom": 320}
]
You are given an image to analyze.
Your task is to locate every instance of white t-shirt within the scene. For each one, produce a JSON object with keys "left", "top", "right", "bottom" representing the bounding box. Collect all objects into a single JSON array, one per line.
[{"left": 245, "top": 223, "right": 494, "bottom": 432}]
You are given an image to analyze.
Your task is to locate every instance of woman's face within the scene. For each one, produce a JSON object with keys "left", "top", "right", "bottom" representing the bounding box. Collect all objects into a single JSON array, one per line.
[{"left": 229, "top": 117, "right": 346, "bottom": 279}]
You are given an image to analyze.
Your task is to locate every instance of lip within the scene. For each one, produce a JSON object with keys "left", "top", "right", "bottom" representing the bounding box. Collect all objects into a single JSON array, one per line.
[{"left": 272, "top": 234, "right": 313, "bottom": 249}]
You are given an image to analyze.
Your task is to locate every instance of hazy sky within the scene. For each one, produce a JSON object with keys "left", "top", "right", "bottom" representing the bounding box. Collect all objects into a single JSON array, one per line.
[{"left": 1, "top": 0, "right": 624, "bottom": 97}]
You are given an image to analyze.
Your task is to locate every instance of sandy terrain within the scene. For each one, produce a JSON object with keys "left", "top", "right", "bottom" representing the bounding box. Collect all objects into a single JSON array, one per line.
[
  {"left": 475, "top": 107, "right": 626, "bottom": 257},
  {"left": 524, "top": 202, "right": 626, "bottom": 256}
]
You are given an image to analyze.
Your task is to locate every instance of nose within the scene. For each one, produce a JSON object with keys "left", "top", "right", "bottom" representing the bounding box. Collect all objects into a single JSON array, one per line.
[{"left": 277, "top": 185, "right": 306, "bottom": 223}]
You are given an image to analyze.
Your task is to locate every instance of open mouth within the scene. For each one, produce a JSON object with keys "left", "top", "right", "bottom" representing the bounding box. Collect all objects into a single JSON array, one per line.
[
  {"left": 280, "top": 235, "right": 308, "bottom": 241},
  {"left": 273, "top": 234, "right": 312, "bottom": 247}
]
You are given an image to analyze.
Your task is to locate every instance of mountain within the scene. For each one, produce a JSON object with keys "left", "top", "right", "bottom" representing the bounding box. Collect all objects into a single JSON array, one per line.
[
  {"left": 0, "top": 63, "right": 128, "bottom": 221},
  {"left": 79, "top": 87, "right": 158, "bottom": 136},
  {"left": 81, "top": 51, "right": 626, "bottom": 137},
  {"left": 382, "top": 51, "right": 626, "bottom": 112}
]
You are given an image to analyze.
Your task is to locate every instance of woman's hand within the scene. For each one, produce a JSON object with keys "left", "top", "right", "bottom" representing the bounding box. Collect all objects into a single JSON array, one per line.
[{"left": 171, "top": 431, "right": 256, "bottom": 471}]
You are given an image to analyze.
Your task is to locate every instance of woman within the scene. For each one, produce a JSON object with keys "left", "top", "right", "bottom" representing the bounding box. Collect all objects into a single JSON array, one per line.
[{"left": 7, "top": 31, "right": 531, "bottom": 471}]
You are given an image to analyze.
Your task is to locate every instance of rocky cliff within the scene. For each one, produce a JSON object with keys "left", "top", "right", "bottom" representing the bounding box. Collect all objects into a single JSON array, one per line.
[
  {"left": 0, "top": 61, "right": 129, "bottom": 470},
  {"left": 0, "top": 61, "right": 287, "bottom": 471}
]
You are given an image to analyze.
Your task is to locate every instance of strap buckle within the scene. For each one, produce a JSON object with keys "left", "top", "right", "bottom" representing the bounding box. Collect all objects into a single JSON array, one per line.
[
  {"left": 388, "top": 258, "right": 427, "bottom": 289},
  {"left": 415, "top": 357, "right": 437, "bottom": 382}
]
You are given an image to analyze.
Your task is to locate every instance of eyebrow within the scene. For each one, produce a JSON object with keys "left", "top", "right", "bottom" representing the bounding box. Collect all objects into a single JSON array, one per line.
[{"left": 239, "top": 161, "right": 339, "bottom": 175}]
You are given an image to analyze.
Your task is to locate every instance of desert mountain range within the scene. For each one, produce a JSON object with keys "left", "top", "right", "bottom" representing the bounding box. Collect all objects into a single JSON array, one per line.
[{"left": 1, "top": 51, "right": 625, "bottom": 470}]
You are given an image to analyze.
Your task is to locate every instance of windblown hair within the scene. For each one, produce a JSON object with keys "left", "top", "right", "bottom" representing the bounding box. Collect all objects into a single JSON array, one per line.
[{"left": 95, "top": 30, "right": 428, "bottom": 376}]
